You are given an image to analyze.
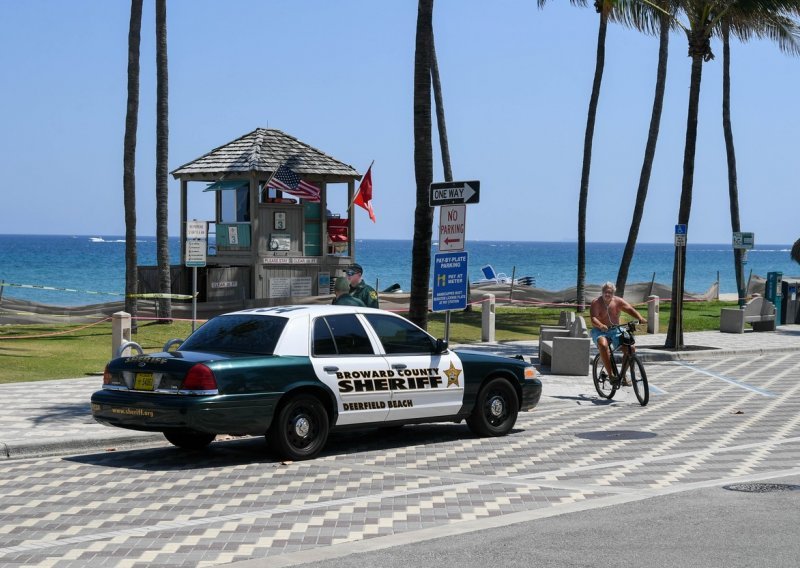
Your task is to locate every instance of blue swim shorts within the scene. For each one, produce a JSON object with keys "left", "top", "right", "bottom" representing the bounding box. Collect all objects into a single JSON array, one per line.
[{"left": 591, "top": 327, "right": 623, "bottom": 350}]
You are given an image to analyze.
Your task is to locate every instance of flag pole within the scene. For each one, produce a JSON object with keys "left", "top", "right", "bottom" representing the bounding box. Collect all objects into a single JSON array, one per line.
[
  {"left": 348, "top": 160, "right": 375, "bottom": 209},
  {"left": 262, "top": 161, "right": 285, "bottom": 200}
]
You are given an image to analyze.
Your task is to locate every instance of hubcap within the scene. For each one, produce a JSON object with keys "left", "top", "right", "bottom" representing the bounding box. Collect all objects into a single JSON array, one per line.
[
  {"left": 293, "top": 416, "right": 311, "bottom": 438},
  {"left": 489, "top": 396, "right": 505, "bottom": 417}
]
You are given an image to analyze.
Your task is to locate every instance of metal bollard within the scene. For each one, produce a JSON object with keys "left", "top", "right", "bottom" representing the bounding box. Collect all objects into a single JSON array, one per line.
[
  {"left": 647, "top": 295, "right": 659, "bottom": 334},
  {"left": 112, "top": 311, "right": 132, "bottom": 358},
  {"left": 481, "top": 294, "right": 496, "bottom": 342}
]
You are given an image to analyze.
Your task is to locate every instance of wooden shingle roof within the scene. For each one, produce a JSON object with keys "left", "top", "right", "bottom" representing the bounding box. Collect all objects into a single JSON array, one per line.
[{"left": 171, "top": 128, "right": 360, "bottom": 181}]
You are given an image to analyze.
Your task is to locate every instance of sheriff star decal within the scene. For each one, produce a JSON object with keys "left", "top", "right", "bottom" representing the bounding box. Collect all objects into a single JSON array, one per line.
[{"left": 444, "top": 362, "right": 462, "bottom": 387}]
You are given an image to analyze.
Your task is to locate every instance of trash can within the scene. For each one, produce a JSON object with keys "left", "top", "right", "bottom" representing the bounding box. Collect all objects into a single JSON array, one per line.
[
  {"left": 765, "top": 272, "right": 782, "bottom": 323},
  {"left": 780, "top": 277, "right": 800, "bottom": 325}
]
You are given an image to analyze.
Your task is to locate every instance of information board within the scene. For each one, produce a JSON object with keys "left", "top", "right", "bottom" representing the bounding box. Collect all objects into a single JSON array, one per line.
[{"left": 432, "top": 252, "right": 468, "bottom": 312}]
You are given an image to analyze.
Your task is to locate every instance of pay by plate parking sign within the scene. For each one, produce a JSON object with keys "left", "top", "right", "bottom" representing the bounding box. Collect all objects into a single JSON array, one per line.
[{"left": 432, "top": 252, "right": 468, "bottom": 312}]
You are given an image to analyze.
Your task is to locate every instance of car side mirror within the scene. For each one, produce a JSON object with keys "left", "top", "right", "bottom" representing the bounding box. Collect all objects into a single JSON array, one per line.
[{"left": 435, "top": 338, "right": 449, "bottom": 354}]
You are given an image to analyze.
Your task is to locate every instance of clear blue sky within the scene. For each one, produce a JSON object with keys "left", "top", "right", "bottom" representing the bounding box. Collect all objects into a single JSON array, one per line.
[{"left": 1, "top": 0, "right": 797, "bottom": 244}]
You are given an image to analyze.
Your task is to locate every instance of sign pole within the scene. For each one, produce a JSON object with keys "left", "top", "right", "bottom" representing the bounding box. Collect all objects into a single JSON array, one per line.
[
  {"left": 673, "top": 224, "right": 687, "bottom": 350},
  {"left": 185, "top": 220, "right": 208, "bottom": 333},
  {"left": 192, "top": 266, "right": 198, "bottom": 332},
  {"left": 675, "top": 247, "right": 682, "bottom": 350},
  {"left": 444, "top": 310, "right": 451, "bottom": 343}
]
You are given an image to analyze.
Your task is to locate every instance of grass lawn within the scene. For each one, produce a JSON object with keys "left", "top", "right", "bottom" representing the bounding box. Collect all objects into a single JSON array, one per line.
[{"left": 0, "top": 301, "right": 735, "bottom": 384}]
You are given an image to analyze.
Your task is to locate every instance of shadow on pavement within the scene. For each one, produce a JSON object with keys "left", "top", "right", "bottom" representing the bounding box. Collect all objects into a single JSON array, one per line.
[
  {"left": 63, "top": 422, "right": 529, "bottom": 471},
  {"left": 30, "top": 403, "right": 94, "bottom": 426}
]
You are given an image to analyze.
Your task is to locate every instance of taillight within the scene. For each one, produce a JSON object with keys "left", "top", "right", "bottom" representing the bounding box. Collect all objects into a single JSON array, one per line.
[
  {"left": 103, "top": 365, "right": 112, "bottom": 385},
  {"left": 182, "top": 364, "right": 217, "bottom": 391}
]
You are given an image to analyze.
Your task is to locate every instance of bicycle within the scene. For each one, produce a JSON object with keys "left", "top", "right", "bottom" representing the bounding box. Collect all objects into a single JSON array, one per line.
[{"left": 591, "top": 321, "right": 649, "bottom": 406}]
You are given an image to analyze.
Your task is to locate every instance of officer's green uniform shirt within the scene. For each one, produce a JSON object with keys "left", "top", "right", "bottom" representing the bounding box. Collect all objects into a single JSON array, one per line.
[
  {"left": 333, "top": 294, "right": 365, "bottom": 306},
  {"left": 350, "top": 281, "right": 379, "bottom": 308}
]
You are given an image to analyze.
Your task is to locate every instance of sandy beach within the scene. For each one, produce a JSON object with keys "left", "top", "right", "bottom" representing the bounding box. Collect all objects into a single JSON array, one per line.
[{"left": 0, "top": 280, "right": 748, "bottom": 327}]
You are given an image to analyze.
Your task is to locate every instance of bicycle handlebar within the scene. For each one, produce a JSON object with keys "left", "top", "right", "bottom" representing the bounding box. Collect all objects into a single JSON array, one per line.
[{"left": 607, "top": 320, "right": 639, "bottom": 333}]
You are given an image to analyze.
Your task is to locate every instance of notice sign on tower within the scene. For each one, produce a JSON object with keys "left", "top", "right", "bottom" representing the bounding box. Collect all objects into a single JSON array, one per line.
[{"left": 438, "top": 205, "right": 466, "bottom": 252}]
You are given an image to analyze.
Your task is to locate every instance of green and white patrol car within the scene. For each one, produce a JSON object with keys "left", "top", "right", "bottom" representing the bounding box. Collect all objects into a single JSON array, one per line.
[{"left": 91, "top": 305, "right": 542, "bottom": 460}]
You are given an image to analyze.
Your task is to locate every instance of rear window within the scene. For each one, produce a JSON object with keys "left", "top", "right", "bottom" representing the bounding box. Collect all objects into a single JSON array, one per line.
[
  {"left": 180, "top": 315, "right": 287, "bottom": 355},
  {"left": 312, "top": 314, "right": 374, "bottom": 356}
]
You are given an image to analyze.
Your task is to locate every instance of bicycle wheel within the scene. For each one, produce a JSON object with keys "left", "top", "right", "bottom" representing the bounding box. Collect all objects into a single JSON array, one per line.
[
  {"left": 592, "top": 353, "right": 618, "bottom": 399},
  {"left": 627, "top": 355, "right": 649, "bottom": 406}
]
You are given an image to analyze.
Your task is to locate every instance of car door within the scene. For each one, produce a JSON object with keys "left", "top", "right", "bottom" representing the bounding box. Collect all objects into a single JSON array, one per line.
[
  {"left": 363, "top": 313, "right": 464, "bottom": 421},
  {"left": 309, "top": 313, "right": 392, "bottom": 426}
]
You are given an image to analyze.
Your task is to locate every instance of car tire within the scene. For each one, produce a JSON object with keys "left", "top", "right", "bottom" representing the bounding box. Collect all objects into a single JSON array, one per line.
[
  {"left": 466, "top": 377, "right": 519, "bottom": 437},
  {"left": 269, "top": 394, "right": 329, "bottom": 461},
  {"left": 163, "top": 429, "right": 216, "bottom": 450}
]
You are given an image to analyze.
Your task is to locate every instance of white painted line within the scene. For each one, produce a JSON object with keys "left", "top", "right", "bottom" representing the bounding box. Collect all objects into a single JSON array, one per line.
[{"left": 672, "top": 361, "right": 777, "bottom": 397}]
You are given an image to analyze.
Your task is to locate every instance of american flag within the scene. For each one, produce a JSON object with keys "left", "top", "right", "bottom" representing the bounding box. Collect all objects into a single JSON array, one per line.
[{"left": 267, "top": 165, "right": 320, "bottom": 202}]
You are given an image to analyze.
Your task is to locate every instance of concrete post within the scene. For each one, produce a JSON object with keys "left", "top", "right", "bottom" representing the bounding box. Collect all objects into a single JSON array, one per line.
[
  {"left": 481, "top": 294, "right": 496, "bottom": 342},
  {"left": 112, "top": 311, "right": 132, "bottom": 358},
  {"left": 647, "top": 295, "right": 659, "bottom": 334}
]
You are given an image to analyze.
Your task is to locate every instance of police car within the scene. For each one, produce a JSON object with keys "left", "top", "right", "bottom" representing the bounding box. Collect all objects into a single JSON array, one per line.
[{"left": 91, "top": 305, "right": 542, "bottom": 460}]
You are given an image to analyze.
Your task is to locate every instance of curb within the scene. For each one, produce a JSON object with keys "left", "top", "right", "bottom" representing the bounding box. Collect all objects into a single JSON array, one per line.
[
  {"left": 634, "top": 345, "right": 800, "bottom": 363},
  {"left": 0, "top": 433, "right": 164, "bottom": 460}
]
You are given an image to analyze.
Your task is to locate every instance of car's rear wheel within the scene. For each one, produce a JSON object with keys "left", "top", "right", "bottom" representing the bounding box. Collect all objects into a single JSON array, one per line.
[
  {"left": 466, "top": 377, "right": 519, "bottom": 437},
  {"left": 269, "top": 394, "right": 329, "bottom": 460},
  {"left": 163, "top": 429, "right": 216, "bottom": 450}
]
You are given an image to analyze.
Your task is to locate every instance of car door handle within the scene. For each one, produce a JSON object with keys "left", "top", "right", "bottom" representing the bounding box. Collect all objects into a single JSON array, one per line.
[
  {"left": 323, "top": 366, "right": 339, "bottom": 373},
  {"left": 392, "top": 364, "right": 407, "bottom": 370}
]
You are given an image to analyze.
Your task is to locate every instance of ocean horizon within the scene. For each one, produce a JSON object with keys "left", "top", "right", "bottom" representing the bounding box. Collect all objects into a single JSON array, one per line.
[{"left": 1, "top": 234, "right": 797, "bottom": 307}]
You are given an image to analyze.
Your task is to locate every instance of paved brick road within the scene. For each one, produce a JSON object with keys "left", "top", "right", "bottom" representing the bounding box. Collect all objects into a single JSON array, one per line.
[{"left": 1, "top": 349, "right": 799, "bottom": 567}]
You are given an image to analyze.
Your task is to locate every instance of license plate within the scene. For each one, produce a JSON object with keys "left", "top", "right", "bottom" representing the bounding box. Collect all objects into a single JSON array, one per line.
[{"left": 134, "top": 373, "right": 154, "bottom": 391}]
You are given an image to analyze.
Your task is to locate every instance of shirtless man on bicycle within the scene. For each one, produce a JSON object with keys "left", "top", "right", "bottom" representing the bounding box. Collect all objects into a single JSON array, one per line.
[{"left": 590, "top": 282, "right": 647, "bottom": 386}]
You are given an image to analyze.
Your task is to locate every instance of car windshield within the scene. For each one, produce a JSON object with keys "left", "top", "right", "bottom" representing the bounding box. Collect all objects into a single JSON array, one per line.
[{"left": 180, "top": 315, "right": 287, "bottom": 355}]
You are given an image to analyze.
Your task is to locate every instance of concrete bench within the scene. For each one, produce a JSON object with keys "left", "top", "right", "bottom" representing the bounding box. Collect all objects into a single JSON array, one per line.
[
  {"left": 538, "top": 311, "right": 574, "bottom": 356},
  {"left": 539, "top": 316, "right": 590, "bottom": 376},
  {"left": 720, "top": 296, "right": 776, "bottom": 333}
]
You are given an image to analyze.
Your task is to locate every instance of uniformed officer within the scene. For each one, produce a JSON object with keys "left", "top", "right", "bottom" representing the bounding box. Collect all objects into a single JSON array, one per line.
[
  {"left": 345, "top": 263, "right": 379, "bottom": 308},
  {"left": 332, "top": 277, "right": 365, "bottom": 306}
]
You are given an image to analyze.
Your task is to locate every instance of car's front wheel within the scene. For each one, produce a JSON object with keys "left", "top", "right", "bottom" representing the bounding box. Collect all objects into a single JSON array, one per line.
[
  {"left": 466, "top": 377, "right": 519, "bottom": 437},
  {"left": 163, "top": 429, "right": 216, "bottom": 450},
  {"left": 269, "top": 394, "right": 329, "bottom": 460}
]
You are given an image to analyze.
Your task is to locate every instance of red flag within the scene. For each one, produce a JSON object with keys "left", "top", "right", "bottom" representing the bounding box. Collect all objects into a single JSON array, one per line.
[{"left": 353, "top": 164, "right": 375, "bottom": 222}]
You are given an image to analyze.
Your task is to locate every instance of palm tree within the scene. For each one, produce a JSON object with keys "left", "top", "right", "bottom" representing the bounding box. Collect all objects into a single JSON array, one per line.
[
  {"left": 657, "top": 0, "right": 767, "bottom": 347},
  {"left": 616, "top": 1, "right": 672, "bottom": 297},
  {"left": 791, "top": 238, "right": 800, "bottom": 264},
  {"left": 155, "top": 0, "right": 171, "bottom": 322},
  {"left": 409, "top": 0, "right": 435, "bottom": 329},
  {"left": 651, "top": 0, "right": 799, "bottom": 346},
  {"left": 575, "top": 0, "right": 615, "bottom": 312},
  {"left": 720, "top": 1, "right": 800, "bottom": 307},
  {"left": 123, "top": 0, "right": 143, "bottom": 330},
  {"left": 664, "top": 1, "right": 721, "bottom": 348},
  {"left": 430, "top": 33, "right": 452, "bottom": 183},
  {"left": 539, "top": 0, "right": 625, "bottom": 311}
]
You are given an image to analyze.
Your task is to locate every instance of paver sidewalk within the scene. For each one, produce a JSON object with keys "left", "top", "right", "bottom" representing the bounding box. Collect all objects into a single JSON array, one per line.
[{"left": 1, "top": 325, "right": 798, "bottom": 460}]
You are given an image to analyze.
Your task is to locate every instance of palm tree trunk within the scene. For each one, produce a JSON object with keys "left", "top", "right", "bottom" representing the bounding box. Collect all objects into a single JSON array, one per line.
[
  {"left": 409, "top": 0, "right": 434, "bottom": 329},
  {"left": 577, "top": 7, "right": 608, "bottom": 312},
  {"left": 431, "top": 34, "right": 452, "bottom": 183},
  {"left": 123, "top": 0, "right": 143, "bottom": 330},
  {"left": 721, "top": 18, "right": 744, "bottom": 307},
  {"left": 156, "top": 0, "right": 171, "bottom": 321},
  {"left": 616, "top": 9, "right": 669, "bottom": 297},
  {"left": 666, "top": 48, "right": 704, "bottom": 349}
]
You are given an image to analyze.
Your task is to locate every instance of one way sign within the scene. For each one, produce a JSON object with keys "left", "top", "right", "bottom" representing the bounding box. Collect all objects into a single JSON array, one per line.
[{"left": 429, "top": 180, "right": 480, "bottom": 206}]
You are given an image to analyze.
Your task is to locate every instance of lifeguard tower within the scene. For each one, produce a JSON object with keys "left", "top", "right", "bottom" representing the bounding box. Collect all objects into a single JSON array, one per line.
[{"left": 164, "top": 128, "right": 362, "bottom": 307}]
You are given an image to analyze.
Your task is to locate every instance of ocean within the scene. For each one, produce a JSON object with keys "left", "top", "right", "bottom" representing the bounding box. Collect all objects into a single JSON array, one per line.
[{"left": 0, "top": 234, "right": 797, "bottom": 306}]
